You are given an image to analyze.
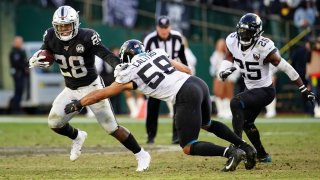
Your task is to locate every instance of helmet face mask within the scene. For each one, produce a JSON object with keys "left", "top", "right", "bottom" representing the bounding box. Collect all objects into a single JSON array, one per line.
[
  {"left": 119, "top": 40, "right": 145, "bottom": 63},
  {"left": 52, "top": 6, "right": 79, "bottom": 41},
  {"left": 236, "top": 13, "right": 263, "bottom": 47}
]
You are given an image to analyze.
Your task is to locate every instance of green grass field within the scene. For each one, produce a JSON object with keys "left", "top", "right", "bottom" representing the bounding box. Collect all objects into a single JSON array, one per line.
[{"left": 0, "top": 115, "right": 319, "bottom": 179}]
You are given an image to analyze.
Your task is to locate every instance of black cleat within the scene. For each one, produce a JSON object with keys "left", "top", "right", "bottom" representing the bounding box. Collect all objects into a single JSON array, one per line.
[
  {"left": 239, "top": 143, "right": 257, "bottom": 170},
  {"left": 222, "top": 146, "right": 246, "bottom": 172}
]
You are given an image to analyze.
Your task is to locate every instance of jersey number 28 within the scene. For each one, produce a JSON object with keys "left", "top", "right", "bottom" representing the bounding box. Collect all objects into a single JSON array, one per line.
[{"left": 55, "top": 54, "right": 87, "bottom": 78}]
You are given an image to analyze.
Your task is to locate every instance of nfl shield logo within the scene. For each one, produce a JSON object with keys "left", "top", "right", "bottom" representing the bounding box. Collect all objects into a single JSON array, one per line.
[
  {"left": 253, "top": 53, "right": 260, "bottom": 60},
  {"left": 76, "top": 44, "right": 85, "bottom": 53}
]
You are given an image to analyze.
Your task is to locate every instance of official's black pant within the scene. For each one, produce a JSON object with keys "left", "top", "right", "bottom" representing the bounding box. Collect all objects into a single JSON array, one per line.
[
  {"left": 11, "top": 72, "right": 25, "bottom": 114},
  {"left": 146, "top": 97, "right": 178, "bottom": 142}
]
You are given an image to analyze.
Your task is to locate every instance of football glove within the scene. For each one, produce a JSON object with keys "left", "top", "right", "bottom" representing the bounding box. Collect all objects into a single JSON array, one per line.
[
  {"left": 299, "top": 85, "right": 316, "bottom": 105},
  {"left": 29, "top": 50, "right": 50, "bottom": 68},
  {"left": 219, "top": 67, "right": 237, "bottom": 81},
  {"left": 64, "top": 100, "right": 83, "bottom": 114}
]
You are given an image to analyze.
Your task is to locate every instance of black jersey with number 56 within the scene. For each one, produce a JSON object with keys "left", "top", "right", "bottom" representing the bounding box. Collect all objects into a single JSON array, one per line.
[{"left": 41, "top": 28, "right": 119, "bottom": 89}]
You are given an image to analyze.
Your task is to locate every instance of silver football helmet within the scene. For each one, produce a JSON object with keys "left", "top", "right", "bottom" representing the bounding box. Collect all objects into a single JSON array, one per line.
[{"left": 52, "top": 6, "right": 79, "bottom": 41}]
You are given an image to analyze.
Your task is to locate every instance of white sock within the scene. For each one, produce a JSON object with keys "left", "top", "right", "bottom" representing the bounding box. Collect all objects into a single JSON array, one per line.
[
  {"left": 126, "top": 97, "right": 137, "bottom": 117},
  {"left": 266, "top": 98, "right": 276, "bottom": 118},
  {"left": 166, "top": 101, "right": 174, "bottom": 117},
  {"left": 215, "top": 97, "right": 223, "bottom": 118},
  {"left": 221, "top": 98, "right": 232, "bottom": 119}
]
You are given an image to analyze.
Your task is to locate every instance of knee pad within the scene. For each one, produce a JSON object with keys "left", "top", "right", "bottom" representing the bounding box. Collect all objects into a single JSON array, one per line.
[{"left": 48, "top": 113, "right": 66, "bottom": 128}]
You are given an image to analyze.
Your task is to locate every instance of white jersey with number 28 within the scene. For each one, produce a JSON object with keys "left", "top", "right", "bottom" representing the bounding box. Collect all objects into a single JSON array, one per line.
[
  {"left": 115, "top": 49, "right": 190, "bottom": 104},
  {"left": 226, "top": 32, "right": 276, "bottom": 89}
]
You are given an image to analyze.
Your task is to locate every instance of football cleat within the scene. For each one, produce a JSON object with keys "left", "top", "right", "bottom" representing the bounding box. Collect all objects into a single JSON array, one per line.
[
  {"left": 239, "top": 143, "right": 257, "bottom": 170},
  {"left": 70, "top": 130, "right": 87, "bottom": 161},
  {"left": 135, "top": 148, "right": 151, "bottom": 172},
  {"left": 222, "top": 146, "right": 246, "bottom": 172},
  {"left": 258, "top": 153, "right": 272, "bottom": 163}
]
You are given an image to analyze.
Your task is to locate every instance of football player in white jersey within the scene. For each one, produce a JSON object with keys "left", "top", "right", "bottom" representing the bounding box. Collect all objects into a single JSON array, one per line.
[
  {"left": 219, "top": 13, "right": 317, "bottom": 163},
  {"left": 64, "top": 39, "right": 258, "bottom": 172}
]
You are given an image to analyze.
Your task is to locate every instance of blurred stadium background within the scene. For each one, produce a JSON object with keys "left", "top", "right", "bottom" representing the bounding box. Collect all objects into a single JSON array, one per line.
[{"left": 0, "top": 0, "right": 319, "bottom": 115}]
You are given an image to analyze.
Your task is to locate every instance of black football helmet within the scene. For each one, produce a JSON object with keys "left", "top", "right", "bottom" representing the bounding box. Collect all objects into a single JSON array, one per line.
[
  {"left": 119, "top": 39, "right": 145, "bottom": 63},
  {"left": 236, "top": 13, "right": 263, "bottom": 46}
]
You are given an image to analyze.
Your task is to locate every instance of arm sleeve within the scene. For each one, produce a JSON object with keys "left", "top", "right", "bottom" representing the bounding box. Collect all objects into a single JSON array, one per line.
[
  {"left": 276, "top": 58, "right": 300, "bottom": 81},
  {"left": 218, "top": 60, "right": 233, "bottom": 74}
]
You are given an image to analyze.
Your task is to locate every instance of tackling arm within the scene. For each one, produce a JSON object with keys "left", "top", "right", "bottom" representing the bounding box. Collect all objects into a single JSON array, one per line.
[
  {"left": 64, "top": 82, "right": 134, "bottom": 114},
  {"left": 80, "top": 82, "right": 133, "bottom": 106}
]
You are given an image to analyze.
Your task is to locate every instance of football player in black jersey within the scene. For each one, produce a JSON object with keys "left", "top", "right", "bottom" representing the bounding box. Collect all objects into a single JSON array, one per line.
[{"left": 28, "top": 6, "right": 150, "bottom": 172}]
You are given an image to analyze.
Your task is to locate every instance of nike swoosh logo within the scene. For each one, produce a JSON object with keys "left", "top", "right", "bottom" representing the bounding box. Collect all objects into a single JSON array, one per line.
[{"left": 226, "top": 157, "right": 234, "bottom": 170}]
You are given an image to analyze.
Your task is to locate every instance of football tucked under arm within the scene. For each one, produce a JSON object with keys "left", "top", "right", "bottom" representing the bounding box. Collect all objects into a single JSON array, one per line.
[{"left": 29, "top": 50, "right": 54, "bottom": 68}]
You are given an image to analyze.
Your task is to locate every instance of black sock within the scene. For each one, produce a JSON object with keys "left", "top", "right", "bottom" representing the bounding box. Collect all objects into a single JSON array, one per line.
[
  {"left": 230, "top": 98, "right": 245, "bottom": 137},
  {"left": 190, "top": 141, "right": 226, "bottom": 156},
  {"left": 51, "top": 123, "right": 78, "bottom": 139},
  {"left": 207, "top": 120, "right": 244, "bottom": 146},
  {"left": 244, "top": 124, "right": 267, "bottom": 156},
  {"left": 121, "top": 133, "right": 141, "bottom": 154}
]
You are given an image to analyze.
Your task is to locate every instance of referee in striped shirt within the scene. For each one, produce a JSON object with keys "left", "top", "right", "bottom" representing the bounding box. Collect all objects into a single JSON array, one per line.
[{"left": 143, "top": 16, "right": 188, "bottom": 144}]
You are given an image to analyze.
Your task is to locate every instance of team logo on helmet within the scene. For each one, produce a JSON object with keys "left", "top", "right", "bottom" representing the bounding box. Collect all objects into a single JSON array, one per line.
[
  {"left": 253, "top": 53, "right": 260, "bottom": 60},
  {"left": 76, "top": 44, "right": 85, "bottom": 53}
]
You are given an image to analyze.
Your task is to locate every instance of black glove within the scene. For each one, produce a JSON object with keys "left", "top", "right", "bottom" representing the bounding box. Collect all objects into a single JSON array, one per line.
[
  {"left": 64, "top": 100, "right": 83, "bottom": 114},
  {"left": 299, "top": 85, "right": 316, "bottom": 105},
  {"left": 219, "top": 67, "right": 237, "bottom": 81}
]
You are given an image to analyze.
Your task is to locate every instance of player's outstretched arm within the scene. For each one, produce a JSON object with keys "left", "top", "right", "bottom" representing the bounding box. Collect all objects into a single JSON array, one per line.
[
  {"left": 170, "top": 60, "right": 192, "bottom": 74},
  {"left": 64, "top": 82, "right": 134, "bottom": 114}
]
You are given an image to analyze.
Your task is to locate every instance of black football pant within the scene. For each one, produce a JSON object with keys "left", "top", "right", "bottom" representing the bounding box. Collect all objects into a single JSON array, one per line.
[
  {"left": 11, "top": 72, "right": 25, "bottom": 114},
  {"left": 146, "top": 97, "right": 178, "bottom": 142},
  {"left": 231, "top": 85, "right": 275, "bottom": 156}
]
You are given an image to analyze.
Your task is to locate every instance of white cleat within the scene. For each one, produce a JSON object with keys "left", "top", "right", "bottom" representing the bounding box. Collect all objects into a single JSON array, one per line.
[
  {"left": 135, "top": 148, "right": 151, "bottom": 172},
  {"left": 70, "top": 130, "right": 87, "bottom": 161}
]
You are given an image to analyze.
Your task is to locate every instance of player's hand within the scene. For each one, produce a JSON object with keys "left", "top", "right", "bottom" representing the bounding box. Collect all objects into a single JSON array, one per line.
[
  {"left": 64, "top": 100, "right": 83, "bottom": 114},
  {"left": 299, "top": 85, "right": 316, "bottom": 105},
  {"left": 114, "top": 63, "right": 129, "bottom": 77},
  {"left": 29, "top": 50, "right": 50, "bottom": 68},
  {"left": 219, "top": 67, "right": 237, "bottom": 81}
]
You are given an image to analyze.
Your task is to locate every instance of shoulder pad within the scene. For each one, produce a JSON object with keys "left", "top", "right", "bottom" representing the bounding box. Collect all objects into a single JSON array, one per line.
[
  {"left": 255, "top": 36, "right": 275, "bottom": 53},
  {"left": 115, "top": 64, "right": 135, "bottom": 84},
  {"left": 43, "top": 28, "right": 55, "bottom": 42},
  {"left": 226, "top": 32, "right": 237, "bottom": 49},
  {"left": 80, "top": 28, "right": 102, "bottom": 46}
]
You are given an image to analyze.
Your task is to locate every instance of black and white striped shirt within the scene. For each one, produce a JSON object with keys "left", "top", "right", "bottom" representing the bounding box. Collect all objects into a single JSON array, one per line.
[{"left": 143, "top": 30, "right": 188, "bottom": 65}]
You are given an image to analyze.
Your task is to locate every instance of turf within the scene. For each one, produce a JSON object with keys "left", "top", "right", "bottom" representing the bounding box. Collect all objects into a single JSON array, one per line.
[{"left": 0, "top": 115, "right": 319, "bottom": 179}]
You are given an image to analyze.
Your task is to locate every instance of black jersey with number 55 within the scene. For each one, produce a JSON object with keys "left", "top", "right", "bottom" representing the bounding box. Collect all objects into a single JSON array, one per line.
[{"left": 41, "top": 28, "right": 120, "bottom": 89}]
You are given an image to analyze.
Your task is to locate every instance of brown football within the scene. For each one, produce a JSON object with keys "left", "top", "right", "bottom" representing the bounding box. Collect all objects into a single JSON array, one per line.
[{"left": 38, "top": 50, "right": 54, "bottom": 66}]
